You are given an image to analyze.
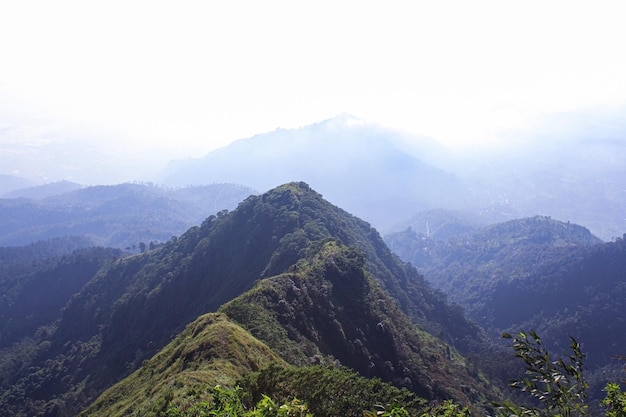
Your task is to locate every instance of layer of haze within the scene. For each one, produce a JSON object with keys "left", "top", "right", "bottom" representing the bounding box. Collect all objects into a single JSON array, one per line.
[{"left": 1, "top": 1, "right": 626, "bottom": 183}]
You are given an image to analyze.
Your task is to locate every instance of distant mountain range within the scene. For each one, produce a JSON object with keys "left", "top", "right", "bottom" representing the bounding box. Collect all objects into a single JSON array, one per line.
[
  {"left": 157, "top": 115, "right": 626, "bottom": 240},
  {"left": 160, "top": 116, "right": 467, "bottom": 230},
  {"left": 0, "top": 174, "right": 37, "bottom": 196},
  {"left": 1, "top": 180, "right": 82, "bottom": 199},
  {"left": 4, "top": 115, "right": 626, "bottom": 240},
  {"left": 0, "top": 182, "right": 254, "bottom": 247}
]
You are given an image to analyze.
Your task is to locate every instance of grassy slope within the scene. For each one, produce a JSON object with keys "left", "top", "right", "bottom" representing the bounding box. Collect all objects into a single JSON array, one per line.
[{"left": 80, "top": 313, "right": 285, "bottom": 417}]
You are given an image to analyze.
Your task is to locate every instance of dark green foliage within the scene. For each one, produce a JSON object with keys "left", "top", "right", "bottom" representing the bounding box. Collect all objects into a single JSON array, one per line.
[
  {"left": 497, "top": 333, "right": 626, "bottom": 417},
  {"left": 385, "top": 216, "right": 601, "bottom": 328},
  {"left": 387, "top": 216, "right": 592, "bottom": 333},
  {"left": 602, "top": 383, "right": 626, "bottom": 417},
  {"left": 0, "top": 236, "right": 95, "bottom": 264},
  {"left": 417, "top": 401, "right": 471, "bottom": 417},
  {"left": 0, "top": 244, "right": 121, "bottom": 348},
  {"left": 362, "top": 400, "right": 471, "bottom": 417},
  {"left": 0, "top": 242, "right": 122, "bottom": 417},
  {"left": 166, "top": 382, "right": 469, "bottom": 417},
  {"left": 81, "top": 305, "right": 473, "bottom": 417},
  {"left": 239, "top": 365, "right": 422, "bottom": 417},
  {"left": 495, "top": 331, "right": 588, "bottom": 417},
  {"left": 164, "top": 385, "right": 312, "bottom": 417}
]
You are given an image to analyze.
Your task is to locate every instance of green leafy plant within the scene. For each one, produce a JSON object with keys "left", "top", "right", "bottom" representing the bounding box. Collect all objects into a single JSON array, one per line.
[
  {"left": 419, "top": 400, "right": 471, "bottom": 417},
  {"left": 165, "top": 385, "right": 311, "bottom": 417},
  {"left": 494, "top": 331, "right": 588, "bottom": 417},
  {"left": 600, "top": 354, "right": 626, "bottom": 417},
  {"left": 364, "top": 399, "right": 469, "bottom": 417},
  {"left": 601, "top": 383, "right": 626, "bottom": 417},
  {"left": 248, "top": 396, "right": 311, "bottom": 417}
]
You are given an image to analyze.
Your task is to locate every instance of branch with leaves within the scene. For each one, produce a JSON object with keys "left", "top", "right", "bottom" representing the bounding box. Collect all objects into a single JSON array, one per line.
[{"left": 494, "top": 330, "right": 588, "bottom": 417}]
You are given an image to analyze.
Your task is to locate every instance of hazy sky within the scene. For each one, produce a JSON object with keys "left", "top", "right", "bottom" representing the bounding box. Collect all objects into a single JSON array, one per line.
[{"left": 2, "top": 0, "right": 626, "bottom": 164}]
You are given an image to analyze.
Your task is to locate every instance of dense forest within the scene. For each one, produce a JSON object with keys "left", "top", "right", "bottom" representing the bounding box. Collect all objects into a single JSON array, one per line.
[{"left": 0, "top": 240, "right": 121, "bottom": 348}]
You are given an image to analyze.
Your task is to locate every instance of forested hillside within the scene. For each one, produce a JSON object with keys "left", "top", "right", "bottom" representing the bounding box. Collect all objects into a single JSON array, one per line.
[
  {"left": 386, "top": 216, "right": 626, "bottom": 391},
  {"left": 386, "top": 216, "right": 601, "bottom": 322},
  {"left": 0, "top": 182, "right": 488, "bottom": 416},
  {"left": 385, "top": 208, "right": 484, "bottom": 240},
  {"left": 0, "top": 237, "right": 121, "bottom": 348}
]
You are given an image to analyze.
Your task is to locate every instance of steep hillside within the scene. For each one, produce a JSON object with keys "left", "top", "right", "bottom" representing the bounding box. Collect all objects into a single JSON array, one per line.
[
  {"left": 221, "top": 240, "right": 496, "bottom": 405},
  {"left": 0, "top": 182, "right": 484, "bottom": 416},
  {"left": 83, "top": 313, "right": 428, "bottom": 417},
  {"left": 490, "top": 238, "right": 626, "bottom": 370},
  {"left": 0, "top": 239, "right": 121, "bottom": 348},
  {"left": 0, "top": 182, "right": 253, "bottom": 247}
]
